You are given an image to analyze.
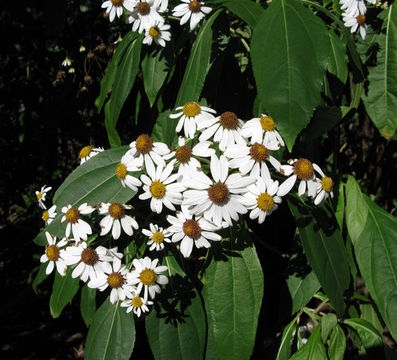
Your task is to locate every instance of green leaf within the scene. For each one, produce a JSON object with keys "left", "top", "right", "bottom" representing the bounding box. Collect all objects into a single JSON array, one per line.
[
  {"left": 85, "top": 299, "right": 135, "bottom": 360},
  {"left": 81, "top": 284, "right": 96, "bottom": 327},
  {"left": 328, "top": 324, "right": 346, "bottom": 360},
  {"left": 346, "top": 176, "right": 397, "bottom": 341},
  {"left": 290, "top": 326, "right": 327, "bottom": 360},
  {"left": 335, "top": 182, "right": 345, "bottom": 230},
  {"left": 32, "top": 262, "right": 47, "bottom": 294},
  {"left": 49, "top": 268, "right": 80, "bottom": 318},
  {"left": 287, "top": 270, "right": 320, "bottom": 315},
  {"left": 33, "top": 146, "right": 137, "bottom": 246},
  {"left": 145, "top": 256, "right": 206, "bottom": 360},
  {"left": 362, "top": 5, "right": 397, "bottom": 137},
  {"left": 344, "top": 318, "right": 383, "bottom": 348},
  {"left": 151, "top": 110, "right": 178, "bottom": 148},
  {"left": 360, "top": 303, "right": 384, "bottom": 336},
  {"left": 251, "top": 0, "right": 330, "bottom": 150},
  {"left": 203, "top": 241, "right": 264, "bottom": 359},
  {"left": 327, "top": 30, "right": 348, "bottom": 84},
  {"left": 276, "top": 317, "right": 297, "bottom": 360},
  {"left": 176, "top": 10, "right": 222, "bottom": 106},
  {"left": 106, "top": 35, "right": 143, "bottom": 147},
  {"left": 321, "top": 313, "right": 337, "bottom": 343},
  {"left": 288, "top": 199, "right": 350, "bottom": 314},
  {"left": 302, "top": 106, "right": 341, "bottom": 140}
]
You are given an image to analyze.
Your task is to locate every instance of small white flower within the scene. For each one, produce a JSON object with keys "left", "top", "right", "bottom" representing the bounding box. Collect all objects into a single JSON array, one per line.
[
  {"left": 172, "top": 0, "right": 212, "bottom": 30},
  {"left": 121, "top": 293, "right": 153, "bottom": 317},
  {"left": 143, "top": 21, "right": 171, "bottom": 47},
  {"left": 78, "top": 146, "right": 104, "bottom": 164},
  {"left": 127, "top": 257, "right": 168, "bottom": 300},
  {"left": 36, "top": 185, "right": 52, "bottom": 209},
  {"left": 61, "top": 57, "right": 72, "bottom": 67},
  {"left": 101, "top": 0, "right": 137, "bottom": 22},
  {"left": 115, "top": 151, "right": 143, "bottom": 191},
  {"left": 98, "top": 202, "right": 139, "bottom": 240},
  {"left": 42, "top": 204, "right": 57, "bottom": 225},
  {"left": 40, "top": 232, "right": 68, "bottom": 276},
  {"left": 169, "top": 102, "right": 216, "bottom": 139},
  {"left": 142, "top": 223, "right": 172, "bottom": 251},
  {"left": 340, "top": 0, "right": 367, "bottom": 15},
  {"left": 61, "top": 203, "right": 95, "bottom": 242},
  {"left": 128, "top": 0, "right": 165, "bottom": 33},
  {"left": 313, "top": 169, "right": 334, "bottom": 206},
  {"left": 343, "top": 10, "right": 367, "bottom": 40}
]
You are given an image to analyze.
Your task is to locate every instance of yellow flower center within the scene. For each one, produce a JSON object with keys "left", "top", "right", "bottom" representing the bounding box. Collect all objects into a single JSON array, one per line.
[
  {"left": 111, "top": 0, "right": 124, "bottom": 6},
  {"left": 183, "top": 219, "right": 202, "bottom": 239},
  {"left": 138, "top": 2, "right": 151, "bottom": 15},
  {"left": 189, "top": 0, "right": 201, "bottom": 12},
  {"left": 131, "top": 296, "right": 143, "bottom": 308},
  {"left": 107, "top": 272, "right": 124, "bottom": 288},
  {"left": 149, "top": 26, "right": 160, "bottom": 38},
  {"left": 293, "top": 158, "right": 314, "bottom": 180},
  {"left": 208, "top": 182, "right": 230, "bottom": 205},
  {"left": 116, "top": 163, "right": 127, "bottom": 180},
  {"left": 135, "top": 134, "right": 153, "bottom": 154},
  {"left": 139, "top": 268, "right": 157, "bottom": 285},
  {"left": 81, "top": 248, "right": 99, "bottom": 266},
  {"left": 175, "top": 145, "right": 192, "bottom": 164},
  {"left": 79, "top": 146, "right": 92, "bottom": 159},
  {"left": 249, "top": 143, "right": 268, "bottom": 162},
  {"left": 256, "top": 193, "right": 274, "bottom": 211},
  {"left": 259, "top": 116, "right": 276, "bottom": 131},
  {"left": 108, "top": 202, "right": 125, "bottom": 219},
  {"left": 36, "top": 192, "right": 43, "bottom": 200},
  {"left": 321, "top": 177, "right": 334, "bottom": 193},
  {"left": 182, "top": 102, "right": 201, "bottom": 117},
  {"left": 219, "top": 111, "right": 239, "bottom": 130},
  {"left": 42, "top": 211, "right": 49, "bottom": 222},
  {"left": 46, "top": 245, "right": 59, "bottom": 261},
  {"left": 150, "top": 181, "right": 166, "bottom": 199},
  {"left": 65, "top": 207, "right": 80, "bottom": 224},
  {"left": 152, "top": 231, "right": 165, "bottom": 244},
  {"left": 356, "top": 14, "right": 366, "bottom": 25}
]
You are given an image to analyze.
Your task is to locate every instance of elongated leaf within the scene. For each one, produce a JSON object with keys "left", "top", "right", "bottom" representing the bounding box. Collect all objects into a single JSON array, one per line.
[
  {"left": 49, "top": 268, "right": 80, "bottom": 318},
  {"left": 32, "top": 262, "right": 47, "bottom": 293},
  {"left": 344, "top": 318, "right": 383, "bottom": 348},
  {"left": 34, "top": 146, "right": 136, "bottom": 246},
  {"left": 346, "top": 176, "right": 397, "bottom": 341},
  {"left": 81, "top": 284, "right": 96, "bottom": 327},
  {"left": 251, "top": 0, "right": 330, "bottom": 150},
  {"left": 145, "top": 256, "right": 206, "bottom": 360},
  {"left": 302, "top": 106, "right": 341, "bottom": 140},
  {"left": 213, "top": 0, "right": 264, "bottom": 28},
  {"left": 151, "top": 110, "right": 179, "bottom": 148},
  {"left": 321, "top": 313, "right": 337, "bottom": 343},
  {"left": 203, "top": 241, "right": 264, "bottom": 359},
  {"left": 360, "top": 303, "right": 383, "bottom": 336},
  {"left": 290, "top": 326, "right": 327, "bottom": 360},
  {"left": 328, "top": 30, "right": 348, "bottom": 83},
  {"left": 176, "top": 10, "right": 222, "bottom": 106},
  {"left": 288, "top": 199, "right": 350, "bottom": 314},
  {"left": 276, "top": 317, "right": 297, "bottom": 360},
  {"left": 85, "top": 299, "right": 135, "bottom": 360},
  {"left": 362, "top": 5, "right": 397, "bottom": 137},
  {"left": 328, "top": 324, "right": 346, "bottom": 360}
]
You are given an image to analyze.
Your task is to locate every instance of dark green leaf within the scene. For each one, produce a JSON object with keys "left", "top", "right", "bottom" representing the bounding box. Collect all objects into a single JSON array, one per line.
[
  {"left": 81, "top": 284, "right": 96, "bottom": 327},
  {"left": 302, "top": 106, "right": 341, "bottom": 140},
  {"left": 360, "top": 303, "right": 384, "bottom": 336},
  {"left": 151, "top": 110, "right": 178, "bottom": 148},
  {"left": 335, "top": 182, "right": 345, "bottom": 230},
  {"left": 32, "top": 262, "right": 47, "bottom": 294},
  {"left": 214, "top": 0, "right": 264, "bottom": 28},
  {"left": 251, "top": 0, "right": 330, "bottom": 150},
  {"left": 290, "top": 326, "right": 327, "bottom": 360},
  {"left": 328, "top": 324, "right": 346, "bottom": 360},
  {"left": 344, "top": 318, "right": 383, "bottom": 348},
  {"left": 276, "top": 317, "right": 297, "bottom": 360},
  {"left": 85, "top": 299, "right": 135, "bottom": 360},
  {"left": 321, "top": 313, "right": 337, "bottom": 343},
  {"left": 327, "top": 30, "right": 348, "bottom": 84}
]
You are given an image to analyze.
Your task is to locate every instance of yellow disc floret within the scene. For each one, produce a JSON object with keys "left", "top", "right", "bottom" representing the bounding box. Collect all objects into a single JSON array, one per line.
[
  {"left": 293, "top": 158, "right": 314, "bottom": 180},
  {"left": 149, "top": 27, "right": 160, "bottom": 38},
  {"left": 42, "top": 210, "right": 49, "bottom": 222},
  {"left": 150, "top": 181, "right": 166, "bottom": 199},
  {"left": 65, "top": 207, "right": 80, "bottom": 224},
  {"left": 139, "top": 268, "right": 157, "bottom": 285},
  {"left": 81, "top": 248, "right": 99, "bottom": 266},
  {"left": 189, "top": 0, "right": 201, "bottom": 12},
  {"left": 135, "top": 134, "right": 153, "bottom": 154},
  {"left": 250, "top": 143, "right": 269, "bottom": 162},
  {"left": 36, "top": 192, "right": 43, "bottom": 200},
  {"left": 182, "top": 102, "right": 201, "bottom": 117},
  {"left": 321, "top": 177, "right": 334, "bottom": 193},
  {"left": 108, "top": 202, "right": 125, "bottom": 219},
  {"left": 256, "top": 193, "right": 274, "bottom": 211},
  {"left": 259, "top": 116, "right": 276, "bottom": 131},
  {"left": 46, "top": 245, "right": 60, "bottom": 261},
  {"left": 208, "top": 182, "right": 230, "bottom": 204},
  {"left": 356, "top": 14, "right": 366, "bottom": 25},
  {"left": 79, "top": 146, "right": 92, "bottom": 159},
  {"left": 152, "top": 231, "right": 165, "bottom": 244},
  {"left": 131, "top": 296, "right": 143, "bottom": 308},
  {"left": 116, "top": 163, "right": 127, "bottom": 180},
  {"left": 107, "top": 272, "right": 124, "bottom": 288},
  {"left": 183, "top": 219, "right": 202, "bottom": 239}
]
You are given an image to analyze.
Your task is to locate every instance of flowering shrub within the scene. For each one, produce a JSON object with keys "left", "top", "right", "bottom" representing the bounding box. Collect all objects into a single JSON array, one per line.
[{"left": 33, "top": 0, "right": 397, "bottom": 359}]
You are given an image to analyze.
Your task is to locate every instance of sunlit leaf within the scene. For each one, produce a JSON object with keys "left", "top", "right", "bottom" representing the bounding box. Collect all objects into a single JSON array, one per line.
[{"left": 344, "top": 318, "right": 383, "bottom": 348}]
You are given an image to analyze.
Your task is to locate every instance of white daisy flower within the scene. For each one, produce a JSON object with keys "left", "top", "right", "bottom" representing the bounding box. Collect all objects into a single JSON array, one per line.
[
  {"left": 182, "top": 155, "right": 255, "bottom": 227},
  {"left": 115, "top": 151, "right": 143, "bottom": 191},
  {"left": 240, "top": 114, "right": 285, "bottom": 149},
  {"left": 278, "top": 158, "right": 323, "bottom": 198},
  {"left": 143, "top": 21, "right": 171, "bottom": 47},
  {"left": 128, "top": 0, "right": 165, "bottom": 33},
  {"left": 142, "top": 223, "right": 172, "bottom": 251},
  {"left": 139, "top": 159, "right": 185, "bottom": 214},
  {"left": 224, "top": 142, "right": 281, "bottom": 180},
  {"left": 157, "top": 0, "right": 168, "bottom": 12},
  {"left": 101, "top": 0, "right": 137, "bottom": 22},
  {"left": 169, "top": 102, "right": 216, "bottom": 139},
  {"left": 40, "top": 232, "right": 68, "bottom": 276},
  {"left": 61, "top": 203, "right": 95, "bottom": 242},
  {"left": 340, "top": 0, "right": 367, "bottom": 15},
  {"left": 166, "top": 207, "right": 222, "bottom": 258},
  {"left": 62, "top": 242, "right": 113, "bottom": 282},
  {"left": 343, "top": 10, "right": 367, "bottom": 40},
  {"left": 198, "top": 111, "right": 246, "bottom": 151},
  {"left": 42, "top": 204, "right": 56, "bottom": 225},
  {"left": 121, "top": 293, "right": 153, "bottom": 317},
  {"left": 61, "top": 57, "right": 72, "bottom": 67},
  {"left": 313, "top": 169, "right": 334, "bottom": 206},
  {"left": 78, "top": 145, "right": 104, "bottom": 164},
  {"left": 88, "top": 258, "right": 134, "bottom": 304},
  {"left": 240, "top": 177, "right": 283, "bottom": 224},
  {"left": 98, "top": 202, "right": 139, "bottom": 240},
  {"left": 127, "top": 257, "right": 168, "bottom": 300},
  {"left": 36, "top": 185, "right": 52, "bottom": 209},
  {"left": 172, "top": 0, "right": 212, "bottom": 30}
]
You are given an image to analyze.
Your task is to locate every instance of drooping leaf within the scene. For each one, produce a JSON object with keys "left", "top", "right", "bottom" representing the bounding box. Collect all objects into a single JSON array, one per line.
[
  {"left": 362, "top": 5, "right": 397, "bottom": 137},
  {"left": 346, "top": 175, "right": 397, "bottom": 341},
  {"left": 327, "top": 30, "right": 348, "bottom": 84},
  {"left": 145, "top": 256, "right": 206, "bottom": 360},
  {"left": 321, "top": 313, "right": 338, "bottom": 343},
  {"left": 276, "top": 316, "right": 297, "bottom": 360},
  {"left": 213, "top": 0, "right": 264, "bottom": 28},
  {"left": 290, "top": 326, "right": 327, "bottom": 360},
  {"left": 84, "top": 299, "right": 135, "bottom": 360},
  {"left": 251, "top": 0, "right": 330, "bottom": 150},
  {"left": 344, "top": 318, "right": 383, "bottom": 348},
  {"left": 32, "top": 262, "right": 47, "bottom": 294},
  {"left": 328, "top": 324, "right": 346, "bottom": 360},
  {"left": 81, "top": 284, "right": 96, "bottom": 327}
]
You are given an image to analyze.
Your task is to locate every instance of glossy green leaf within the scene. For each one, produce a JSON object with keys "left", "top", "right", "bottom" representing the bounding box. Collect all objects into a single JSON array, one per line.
[
  {"left": 287, "top": 270, "right": 320, "bottom": 315},
  {"left": 151, "top": 110, "right": 178, "bottom": 148},
  {"left": 327, "top": 30, "right": 348, "bottom": 83},
  {"left": 203, "top": 241, "right": 264, "bottom": 359},
  {"left": 321, "top": 313, "right": 337, "bottom": 343},
  {"left": 33, "top": 146, "right": 136, "bottom": 246},
  {"left": 288, "top": 199, "right": 350, "bottom": 314},
  {"left": 344, "top": 318, "right": 383, "bottom": 348},
  {"left": 145, "top": 256, "right": 206, "bottom": 360},
  {"left": 362, "top": 5, "right": 397, "bottom": 137},
  {"left": 49, "top": 268, "right": 80, "bottom": 318},
  {"left": 290, "top": 326, "right": 327, "bottom": 360},
  {"left": 85, "top": 299, "right": 135, "bottom": 360},
  {"left": 328, "top": 324, "right": 346, "bottom": 360},
  {"left": 81, "top": 284, "right": 96, "bottom": 327},
  {"left": 276, "top": 316, "right": 297, "bottom": 360},
  {"left": 346, "top": 175, "right": 397, "bottom": 341},
  {"left": 251, "top": 0, "right": 330, "bottom": 150},
  {"left": 176, "top": 10, "right": 222, "bottom": 106},
  {"left": 213, "top": 0, "right": 264, "bottom": 28}
]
